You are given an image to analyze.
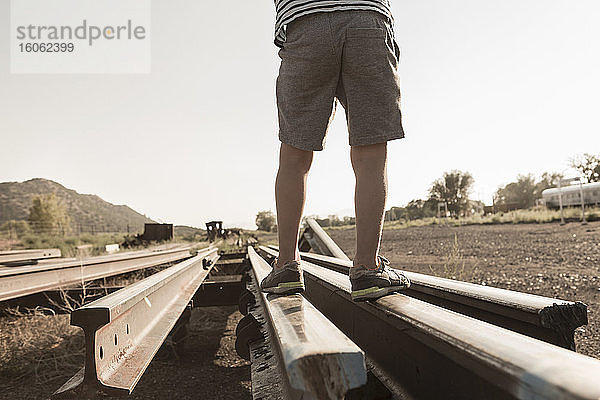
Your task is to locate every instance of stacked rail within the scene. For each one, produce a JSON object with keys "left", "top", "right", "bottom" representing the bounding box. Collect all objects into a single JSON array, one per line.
[
  {"left": 0, "top": 248, "right": 62, "bottom": 266},
  {"left": 0, "top": 246, "right": 195, "bottom": 302},
  {"left": 53, "top": 246, "right": 219, "bottom": 398}
]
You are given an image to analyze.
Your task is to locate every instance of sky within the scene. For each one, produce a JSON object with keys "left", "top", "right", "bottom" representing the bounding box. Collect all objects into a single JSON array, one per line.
[{"left": 1, "top": 0, "right": 599, "bottom": 229}]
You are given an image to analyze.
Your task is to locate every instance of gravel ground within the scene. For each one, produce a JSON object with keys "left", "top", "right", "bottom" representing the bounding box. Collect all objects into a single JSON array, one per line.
[
  {"left": 326, "top": 220, "right": 600, "bottom": 359},
  {"left": 0, "top": 306, "right": 251, "bottom": 400}
]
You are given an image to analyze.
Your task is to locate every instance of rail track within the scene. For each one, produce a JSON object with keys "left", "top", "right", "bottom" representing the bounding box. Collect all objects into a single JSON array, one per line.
[
  {"left": 0, "top": 248, "right": 62, "bottom": 266},
  {"left": 0, "top": 246, "right": 195, "bottom": 302},
  {"left": 1, "top": 223, "right": 599, "bottom": 399},
  {"left": 267, "top": 246, "right": 587, "bottom": 350}
]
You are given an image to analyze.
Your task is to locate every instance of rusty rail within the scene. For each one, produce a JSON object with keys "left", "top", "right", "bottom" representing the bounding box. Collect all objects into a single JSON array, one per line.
[
  {"left": 0, "top": 246, "right": 197, "bottom": 302},
  {"left": 52, "top": 247, "right": 219, "bottom": 398},
  {"left": 241, "top": 247, "right": 366, "bottom": 400},
  {"left": 259, "top": 246, "right": 600, "bottom": 400}
]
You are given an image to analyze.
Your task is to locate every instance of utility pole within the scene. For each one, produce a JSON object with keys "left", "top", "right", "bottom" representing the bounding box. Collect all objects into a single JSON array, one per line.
[
  {"left": 557, "top": 177, "right": 586, "bottom": 225},
  {"left": 558, "top": 179, "right": 564, "bottom": 225},
  {"left": 579, "top": 179, "right": 587, "bottom": 225}
]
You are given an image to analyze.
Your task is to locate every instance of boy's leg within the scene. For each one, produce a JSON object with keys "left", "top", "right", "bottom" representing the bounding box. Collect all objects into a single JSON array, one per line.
[
  {"left": 271, "top": 13, "right": 340, "bottom": 270},
  {"left": 262, "top": 13, "right": 339, "bottom": 294},
  {"left": 260, "top": 143, "right": 312, "bottom": 294},
  {"left": 260, "top": 143, "right": 313, "bottom": 294},
  {"left": 350, "top": 142, "right": 387, "bottom": 269},
  {"left": 349, "top": 141, "right": 410, "bottom": 301},
  {"left": 332, "top": 11, "right": 409, "bottom": 300},
  {"left": 275, "top": 143, "right": 313, "bottom": 267}
]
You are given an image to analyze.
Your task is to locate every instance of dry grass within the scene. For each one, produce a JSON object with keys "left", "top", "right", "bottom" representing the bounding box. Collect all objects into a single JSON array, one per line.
[
  {"left": 381, "top": 206, "right": 600, "bottom": 230},
  {"left": 253, "top": 230, "right": 278, "bottom": 246},
  {"left": 0, "top": 308, "right": 84, "bottom": 389},
  {"left": 0, "top": 263, "right": 165, "bottom": 393},
  {"left": 0, "top": 281, "right": 96, "bottom": 392},
  {"left": 428, "top": 233, "right": 479, "bottom": 281}
]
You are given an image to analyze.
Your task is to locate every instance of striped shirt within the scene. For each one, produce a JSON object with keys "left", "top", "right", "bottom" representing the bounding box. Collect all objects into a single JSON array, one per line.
[{"left": 274, "top": 0, "right": 394, "bottom": 47}]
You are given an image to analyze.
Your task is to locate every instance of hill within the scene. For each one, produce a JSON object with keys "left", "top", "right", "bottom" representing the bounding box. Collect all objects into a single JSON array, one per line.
[{"left": 0, "top": 178, "right": 155, "bottom": 233}]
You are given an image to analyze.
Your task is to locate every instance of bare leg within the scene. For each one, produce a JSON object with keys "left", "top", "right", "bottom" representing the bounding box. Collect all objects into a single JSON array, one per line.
[
  {"left": 275, "top": 143, "right": 314, "bottom": 268},
  {"left": 350, "top": 143, "right": 388, "bottom": 269}
]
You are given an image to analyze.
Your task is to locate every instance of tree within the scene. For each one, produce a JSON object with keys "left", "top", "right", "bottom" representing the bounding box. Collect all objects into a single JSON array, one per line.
[
  {"left": 495, "top": 172, "right": 563, "bottom": 210},
  {"left": 570, "top": 153, "right": 600, "bottom": 183},
  {"left": 328, "top": 215, "right": 341, "bottom": 227},
  {"left": 385, "top": 206, "right": 406, "bottom": 222},
  {"left": 255, "top": 210, "right": 276, "bottom": 232},
  {"left": 535, "top": 172, "right": 563, "bottom": 194},
  {"left": 308, "top": 215, "right": 355, "bottom": 227},
  {"left": 406, "top": 199, "right": 437, "bottom": 220},
  {"left": 28, "top": 193, "right": 71, "bottom": 235},
  {"left": 428, "top": 171, "right": 474, "bottom": 217},
  {"left": 495, "top": 174, "right": 536, "bottom": 209},
  {"left": 341, "top": 216, "right": 356, "bottom": 226},
  {"left": 385, "top": 200, "right": 438, "bottom": 222},
  {"left": 0, "top": 220, "right": 30, "bottom": 239}
]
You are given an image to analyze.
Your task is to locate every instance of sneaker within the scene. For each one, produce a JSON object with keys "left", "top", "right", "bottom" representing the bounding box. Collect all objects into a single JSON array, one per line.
[
  {"left": 350, "top": 255, "right": 410, "bottom": 301},
  {"left": 260, "top": 257, "right": 305, "bottom": 294}
]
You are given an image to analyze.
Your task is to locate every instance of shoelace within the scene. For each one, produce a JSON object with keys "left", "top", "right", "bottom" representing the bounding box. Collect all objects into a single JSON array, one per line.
[
  {"left": 377, "top": 256, "right": 407, "bottom": 282},
  {"left": 273, "top": 257, "right": 300, "bottom": 270},
  {"left": 364, "top": 255, "right": 390, "bottom": 272},
  {"left": 377, "top": 255, "right": 390, "bottom": 270}
]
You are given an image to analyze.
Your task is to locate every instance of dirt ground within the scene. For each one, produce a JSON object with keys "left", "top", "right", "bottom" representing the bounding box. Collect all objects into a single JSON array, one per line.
[
  {"left": 327, "top": 220, "right": 600, "bottom": 359},
  {"left": 0, "top": 306, "right": 251, "bottom": 400}
]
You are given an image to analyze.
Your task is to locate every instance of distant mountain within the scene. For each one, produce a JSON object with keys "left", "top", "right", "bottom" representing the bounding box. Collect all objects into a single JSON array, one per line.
[{"left": 0, "top": 178, "right": 155, "bottom": 233}]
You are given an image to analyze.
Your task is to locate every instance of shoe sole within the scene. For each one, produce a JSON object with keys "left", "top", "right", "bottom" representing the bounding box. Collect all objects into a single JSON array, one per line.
[
  {"left": 261, "top": 281, "right": 305, "bottom": 295},
  {"left": 351, "top": 284, "right": 409, "bottom": 302}
]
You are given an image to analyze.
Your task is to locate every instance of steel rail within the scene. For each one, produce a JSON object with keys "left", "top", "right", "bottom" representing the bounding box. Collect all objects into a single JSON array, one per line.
[
  {"left": 259, "top": 246, "right": 600, "bottom": 400},
  {"left": 268, "top": 245, "right": 587, "bottom": 350},
  {"left": 0, "top": 248, "right": 62, "bottom": 265},
  {"left": 0, "top": 246, "right": 199, "bottom": 302},
  {"left": 1, "top": 276, "right": 243, "bottom": 311},
  {"left": 298, "top": 218, "right": 350, "bottom": 260},
  {"left": 246, "top": 247, "right": 366, "bottom": 400},
  {"left": 52, "top": 247, "right": 219, "bottom": 398}
]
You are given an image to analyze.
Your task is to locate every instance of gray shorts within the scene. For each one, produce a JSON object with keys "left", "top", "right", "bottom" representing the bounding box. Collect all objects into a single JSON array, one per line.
[{"left": 276, "top": 10, "right": 405, "bottom": 151}]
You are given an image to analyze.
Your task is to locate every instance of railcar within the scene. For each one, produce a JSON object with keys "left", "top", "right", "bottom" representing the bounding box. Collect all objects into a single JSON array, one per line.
[{"left": 542, "top": 181, "right": 600, "bottom": 208}]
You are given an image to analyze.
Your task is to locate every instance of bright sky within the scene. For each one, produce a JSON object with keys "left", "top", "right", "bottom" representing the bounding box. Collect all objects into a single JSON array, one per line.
[{"left": 1, "top": 1, "right": 599, "bottom": 229}]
